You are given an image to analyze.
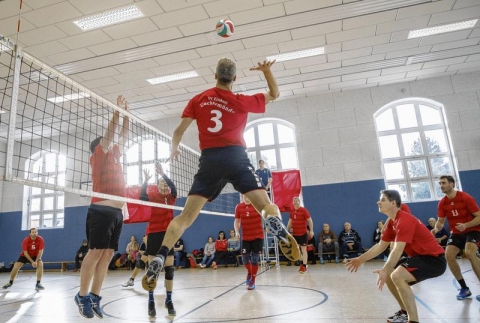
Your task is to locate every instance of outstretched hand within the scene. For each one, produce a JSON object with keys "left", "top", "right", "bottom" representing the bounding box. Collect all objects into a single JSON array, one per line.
[
  {"left": 168, "top": 148, "right": 181, "bottom": 163},
  {"left": 143, "top": 169, "right": 152, "bottom": 183},
  {"left": 117, "top": 95, "right": 129, "bottom": 111},
  {"left": 155, "top": 161, "right": 164, "bottom": 176},
  {"left": 345, "top": 257, "right": 363, "bottom": 273},
  {"left": 373, "top": 268, "right": 387, "bottom": 291},
  {"left": 250, "top": 60, "right": 276, "bottom": 72}
]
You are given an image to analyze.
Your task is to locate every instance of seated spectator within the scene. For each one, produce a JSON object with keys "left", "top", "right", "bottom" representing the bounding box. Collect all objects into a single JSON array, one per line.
[
  {"left": 137, "top": 235, "right": 147, "bottom": 261},
  {"left": 426, "top": 217, "right": 449, "bottom": 247},
  {"left": 126, "top": 235, "right": 139, "bottom": 269},
  {"left": 339, "top": 222, "right": 363, "bottom": 262},
  {"left": 306, "top": 226, "right": 316, "bottom": 265},
  {"left": 373, "top": 220, "right": 389, "bottom": 261},
  {"left": 199, "top": 236, "right": 215, "bottom": 268},
  {"left": 227, "top": 229, "right": 241, "bottom": 267},
  {"left": 212, "top": 231, "right": 229, "bottom": 269},
  {"left": 318, "top": 223, "right": 340, "bottom": 264},
  {"left": 173, "top": 238, "right": 186, "bottom": 270},
  {"left": 73, "top": 239, "right": 89, "bottom": 272}
]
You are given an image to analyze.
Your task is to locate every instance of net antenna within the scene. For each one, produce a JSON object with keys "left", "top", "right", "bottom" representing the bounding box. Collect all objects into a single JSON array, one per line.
[{"left": 0, "top": 36, "right": 237, "bottom": 217}]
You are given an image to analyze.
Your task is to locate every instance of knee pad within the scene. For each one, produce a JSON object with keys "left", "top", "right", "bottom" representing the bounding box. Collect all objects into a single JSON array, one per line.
[
  {"left": 164, "top": 266, "right": 174, "bottom": 281},
  {"left": 251, "top": 253, "right": 260, "bottom": 266},
  {"left": 135, "top": 259, "right": 145, "bottom": 269},
  {"left": 242, "top": 254, "right": 250, "bottom": 265}
]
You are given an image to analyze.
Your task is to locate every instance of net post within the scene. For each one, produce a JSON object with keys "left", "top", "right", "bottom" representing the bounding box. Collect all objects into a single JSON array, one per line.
[{"left": 4, "top": 44, "right": 21, "bottom": 182}]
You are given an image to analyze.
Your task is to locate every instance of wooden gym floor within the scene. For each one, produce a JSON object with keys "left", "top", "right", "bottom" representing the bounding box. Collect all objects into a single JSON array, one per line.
[{"left": 0, "top": 259, "right": 478, "bottom": 323}]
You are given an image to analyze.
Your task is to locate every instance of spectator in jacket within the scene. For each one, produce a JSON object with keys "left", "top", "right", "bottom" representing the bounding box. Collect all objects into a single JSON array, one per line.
[
  {"left": 318, "top": 223, "right": 340, "bottom": 264},
  {"left": 74, "top": 240, "right": 89, "bottom": 272},
  {"left": 227, "top": 229, "right": 241, "bottom": 266},
  {"left": 339, "top": 222, "right": 363, "bottom": 262},
  {"left": 426, "top": 218, "right": 449, "bottom": 247}
]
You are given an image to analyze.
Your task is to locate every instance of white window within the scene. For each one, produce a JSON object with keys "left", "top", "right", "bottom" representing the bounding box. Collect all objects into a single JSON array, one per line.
[
  {"left": 244, "top": 118, "right": 298, "bottom": 170},
  {"left": 125, "top": 136, "right": 170, "bottom": 186},
  {"left": 23, "top": 152, "right": 66, "bottom": 229},
  {"left": 374, "top": 99, "right": 460, "bottom": 202}
]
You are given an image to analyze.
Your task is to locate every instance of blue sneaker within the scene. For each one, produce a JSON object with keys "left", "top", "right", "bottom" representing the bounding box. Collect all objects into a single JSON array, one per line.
[
  {"left": 89, "top": 293, "right": 103, "bottom": 318},
  {"left": 476, "top": 294, "right": 480, "bottom": 302},
  {"left": 245, "top": 273, "right": 252, "bottom": 285},
  {"left": 319, "top": 258, "right": 324, "bottom": 264},
  {"left": 456, "top": 288, "right": 472, "bottom": 300},
  {"left": 74, "top": 293, "right": 94, "bottom": 318},
  {"left": 335, "top": 257, "right": 340, "bottom": 263},
  {"left": 247, "top": 281, "right": 255, "bottom": 290}
]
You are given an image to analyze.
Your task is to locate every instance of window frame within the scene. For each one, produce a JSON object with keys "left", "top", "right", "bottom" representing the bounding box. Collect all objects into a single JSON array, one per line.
[
  {"left": 23, "top": 151, "right": 66, "bottom": 229},
  {"left": 374, "top": 98, "right": 461, "bottom": 202}
]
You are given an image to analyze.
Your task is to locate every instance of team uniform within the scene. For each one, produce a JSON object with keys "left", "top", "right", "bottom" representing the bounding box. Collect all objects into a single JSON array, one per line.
[
  {"left": 87, "top": 144, "right": 126, "bottom": 250},
  {"left": 235, "top": 201, "right": 264, "bottom": 290},
  {"left": 382, "top": 210, "right": 446, "bottom": 284},
  {"left": 255, "top": 167, "right": 272, "bottom": 197},
  {"left": 140, "top": 174, "right": 177, "bottom": 317},
  {"left": 16, "top": 235, "right": 45, "bottom": 264},
  {"left": 289, "top": 206, "right": 311, "bottom": 246},
  {"left": 182, "top": 88, "right": 266, "bottom": 200},
  {"left": 437, "top": 191, "right": 480, "bottom": 249}
]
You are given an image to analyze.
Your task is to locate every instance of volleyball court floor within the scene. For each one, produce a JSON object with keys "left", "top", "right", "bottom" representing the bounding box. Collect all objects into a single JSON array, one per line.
[{"left": 0, "top": 259, "right": 478, "bottom": 323}]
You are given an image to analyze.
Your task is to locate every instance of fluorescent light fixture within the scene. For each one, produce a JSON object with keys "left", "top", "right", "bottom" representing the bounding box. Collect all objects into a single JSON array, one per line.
[
  {"left": 146, "top": 71, "right": 199, "bottom": 85},
  {"left": 267, "top": 47, "right": 325, "bottom": 62},
  {"left": 408, "top": 19, "right": 478, "bottom": 39},
  {"left": 47, "top": 92, "right": 90, "bottom": 104},
  {"left": 0, "top": 110, "right": 6, "bottom": 114},
  {"left": 73, "top": 5, "right": 143, "bottom": 30}
]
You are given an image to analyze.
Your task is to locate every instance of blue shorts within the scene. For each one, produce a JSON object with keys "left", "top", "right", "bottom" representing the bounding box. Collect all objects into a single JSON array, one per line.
[{"left": 189, "top": 146, "right": 264, "bottom": 201}]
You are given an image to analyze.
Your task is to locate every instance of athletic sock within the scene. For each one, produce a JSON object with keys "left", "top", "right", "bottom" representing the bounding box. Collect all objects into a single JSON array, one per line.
[
  {"left": 165, "top": 291, "right": 172, "bottom": 303},
  {"left": 148, "top": 291, "right": 154, "bottom": 301},
  {"left": 91, "top": 292, "right": 100, "bottom": 298},
  {"left": 158, "top": 246, "right": 170, "bottom": 258},
  {"left": 9, "top": 280, "right": 13, "bottom": 284},
  {"left": 458, "top": 279, "right": 468, "bottom": 289},
  {"left": 251, "top": 264, "right": 259, "bottom": 282},
  {"left": 36, "top": 280, "right": 40, "bottom": 284},
  {"left": 244, "top": 262, "right": 251, "bottom": 274}
]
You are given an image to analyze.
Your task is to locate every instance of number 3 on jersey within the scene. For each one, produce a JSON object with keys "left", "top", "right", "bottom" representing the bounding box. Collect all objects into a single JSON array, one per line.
[{"left": 207, "top": 110, "right": 222, "bottom": 133}]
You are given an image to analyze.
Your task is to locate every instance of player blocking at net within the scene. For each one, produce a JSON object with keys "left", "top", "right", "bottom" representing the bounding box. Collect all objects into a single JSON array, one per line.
[{"left": 142, "top": 58, "right": 300, "bottom": 289}]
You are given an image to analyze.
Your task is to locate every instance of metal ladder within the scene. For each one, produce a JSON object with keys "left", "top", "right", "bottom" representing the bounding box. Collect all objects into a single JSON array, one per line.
[{"left": 262, "top": 229, "right": 280, "bottom": 268}]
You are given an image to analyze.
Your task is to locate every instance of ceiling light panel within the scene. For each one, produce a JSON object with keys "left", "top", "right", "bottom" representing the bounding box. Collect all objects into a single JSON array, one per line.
[
  {"left": 408, "top": 19, "right": 478, "bottom": 39},
  {"left": 47, "top": 92, "right": 90, "bottom": 103},
  {"left": 73, "top": 5, "right": 143, "bottom": 31},
  {"left": 146, "top": 71, "right": 199, "bottom": 85},
  {"left": 267, "top": 47, "right": 325, "bottom": 62}
]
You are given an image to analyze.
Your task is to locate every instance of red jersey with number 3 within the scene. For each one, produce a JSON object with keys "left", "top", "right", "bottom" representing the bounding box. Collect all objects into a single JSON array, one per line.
[
  {"left": 20, "top": 236, "right": 45, "bottom": 257},
  {"left": 437, "top": 191, "right": 480, "bottom": 234},
  {"left": 235, "top": 202, "right": 264, "bottom": 241},
  {"left": 182, "top": 87, "right": 265, "bottom": 150},
  {"left": 289, "top": 207, "right": 311, "bottom": 236},
  {"left": 382, "top": 210, "right": 444, "bottom": 257}
]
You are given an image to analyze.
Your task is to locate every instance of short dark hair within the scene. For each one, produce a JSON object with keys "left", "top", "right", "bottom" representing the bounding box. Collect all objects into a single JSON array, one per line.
[
  {"left": 259, "top": 160, "right": 264, "bottom": 163},
  {"left": 90, "top": 136, "right": 103, "bottom": 153},
  {"left": 380, "top": 190, "right": 402, "bottom": 207},
  {"left": 439, "top": 175, "right": 455, "bottom": 185},
  {"left": 29, "top": 227, "right": 37, "bottom": 233}
]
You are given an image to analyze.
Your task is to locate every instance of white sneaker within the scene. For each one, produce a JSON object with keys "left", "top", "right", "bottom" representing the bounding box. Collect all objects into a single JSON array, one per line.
[
  {"left": 342, "top": 258, "right": 348, "bottom": 264},
  {"left": 121, "top": 279, "right": 134, "bottom": 287},
  {"left": 387, "top": 310, "right": 408, "bottom": 323}
]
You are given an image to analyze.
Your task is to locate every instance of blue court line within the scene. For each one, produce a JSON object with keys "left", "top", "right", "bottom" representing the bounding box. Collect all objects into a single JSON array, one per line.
[{"left": 414, "top": 268, "right": 474, "bottom": 323}]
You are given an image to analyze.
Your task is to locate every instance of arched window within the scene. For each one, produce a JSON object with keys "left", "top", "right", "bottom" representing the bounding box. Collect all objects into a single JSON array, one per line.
[
  {"left": 244, "top": 118, "right": 298, "bottom": 170},
  {"left": 23, "top": 151, "right": 66, "bottom": 229},
  {"left": 374, "top": 98, "right": 460, "bottom": 202},
  {"left": 125, "top": 136, "right": 170, "bottom": 186}
]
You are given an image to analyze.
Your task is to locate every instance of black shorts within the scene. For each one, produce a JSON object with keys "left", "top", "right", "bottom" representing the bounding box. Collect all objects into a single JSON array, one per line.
[
  {"left": 242, "top": 239, "right": 264, "bottom": 255},
  {"left": 396, "top": 254, "right": 446, "bottom": 285},
  {"left": 448, "top": 231, "right": 480, "bottom": 249},
  {"left": 16, "top": 255, "right": 39, "bottom": 264},
  {"left": 86, "top": 204, "right": 123, "bottom": 251},
  {"left": 189, "top": 146, "right": 264, "bottom": 201},
  {"left": 146, "top": 232, "right": 174, "bottom": 256},
  {"left": 294, "top": 234, "right": 308, "bottom": 246}
]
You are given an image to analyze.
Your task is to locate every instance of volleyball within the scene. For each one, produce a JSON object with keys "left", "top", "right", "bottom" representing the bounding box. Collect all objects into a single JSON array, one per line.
[{"left": 216, "top": 19, "right": 234, "bottom": 38}]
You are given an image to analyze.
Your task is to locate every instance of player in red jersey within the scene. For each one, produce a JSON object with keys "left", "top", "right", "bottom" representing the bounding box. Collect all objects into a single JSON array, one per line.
[
  {"left": 346, "top": 190, "right": 446, "bottom": 323},
  {"left": 145, "top": 58, "right": 301, "bottom": 286},
  {"left": 75, "top": 95, "right": 130, "bottom": 319},
  {"left": 2, "top": 228, "right": 45, "bottom": 291},
  {"left": 287, "top": 197, "right": 314, "bottom": 274},
  {"left": 139, "top": 162, "right": 178, "bottom": 317},
  {"left": 234, "top": 195, "right": 264, "bottom": 290},
  {"left": 433, "top": 175, "right": 480, "bottom": 301}
]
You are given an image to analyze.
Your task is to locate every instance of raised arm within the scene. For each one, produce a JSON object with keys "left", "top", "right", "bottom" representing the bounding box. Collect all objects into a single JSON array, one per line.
[
  {"left": 170, "top": 117, "right": 194, "bottom": 162},
  {"left": 250, "top": 60, "right": 279, "bottom": 103},
  {"left": 156, "top": 162, "right": 177, "bottom": 197}
]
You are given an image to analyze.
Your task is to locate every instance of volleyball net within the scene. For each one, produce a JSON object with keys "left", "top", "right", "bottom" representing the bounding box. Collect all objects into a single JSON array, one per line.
[{"left": 0, "top": 36, "right": 238, "bottom": 219}]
